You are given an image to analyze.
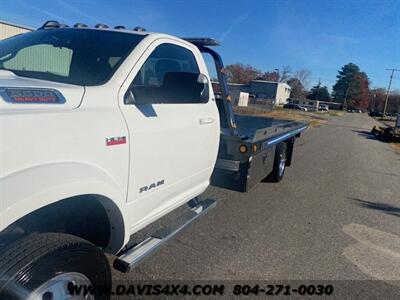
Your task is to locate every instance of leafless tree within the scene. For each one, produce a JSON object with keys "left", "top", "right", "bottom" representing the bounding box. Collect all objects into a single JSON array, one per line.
[
  {"left": 293, "top": 69, "right": 312, "bottom": 89},
  {"left": 287, "top": 78, "right": 307, "bottom": 99},
  {"left": 279, "top": 65, "right": 292, "bottom": 83},
  {"left": 225, "top": 63, "right": 262, "bottom": 84},
  {"left": 257, "top": 71, "right": 279, "bottom": 82}
]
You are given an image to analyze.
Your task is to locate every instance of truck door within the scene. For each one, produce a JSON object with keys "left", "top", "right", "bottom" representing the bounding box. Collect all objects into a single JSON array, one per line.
[{"left": 119, "top": 40, "right": 220, "bottom": 230}]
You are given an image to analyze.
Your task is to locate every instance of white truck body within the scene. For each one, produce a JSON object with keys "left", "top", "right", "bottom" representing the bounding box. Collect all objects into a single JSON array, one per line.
[{"left": 0, "top": 29, "right": 219, "bottom": 253}]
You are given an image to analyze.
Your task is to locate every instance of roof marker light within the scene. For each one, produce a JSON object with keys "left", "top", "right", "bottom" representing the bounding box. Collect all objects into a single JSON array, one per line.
[
  {"left": 74, "top": 23, "right": 88, "bottom": 28},
  {"left": 95, "top": 23, "right": 109, "bottom": 29},
  {"left": 39, "top": 20, "right": 60, "bottom": 30},
  {"left": 133, "top": 26, "right": 146, "bottom": 32}
]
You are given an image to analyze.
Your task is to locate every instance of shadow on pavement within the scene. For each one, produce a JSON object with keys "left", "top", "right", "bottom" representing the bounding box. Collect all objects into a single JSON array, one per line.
[
  {"left": 324, "top": 123, "right": 368, "bottom": 131},
  {"left": 350, "top": 197, "right": 400, "bottom": 217},
  {"left": 352, "top": 130, "right": 379, "bottom": 140}
]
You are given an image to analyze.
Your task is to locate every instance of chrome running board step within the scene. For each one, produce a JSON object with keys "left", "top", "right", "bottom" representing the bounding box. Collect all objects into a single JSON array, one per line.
[{"left": 114, "top": 198, "right": 216, "bottom": 272}]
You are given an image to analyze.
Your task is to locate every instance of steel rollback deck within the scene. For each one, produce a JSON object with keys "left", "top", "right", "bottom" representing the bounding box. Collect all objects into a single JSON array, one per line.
[
  {"left": 183, "top": 38, "right": 238, "bottom": 136},
  {"left": 184, "top": 37, "right": 308, "bottom": 192}
]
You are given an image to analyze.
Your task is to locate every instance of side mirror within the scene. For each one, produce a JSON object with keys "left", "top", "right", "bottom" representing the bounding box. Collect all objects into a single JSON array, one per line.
[
  {"left": 124, "top": 89, "right": 137, "bottom": 104},
  {"left": 197, "top": 73, "right": 209, "bottom": 103},
  {"left": 125, "top": 72, "right": 211, "bottom": 105}
]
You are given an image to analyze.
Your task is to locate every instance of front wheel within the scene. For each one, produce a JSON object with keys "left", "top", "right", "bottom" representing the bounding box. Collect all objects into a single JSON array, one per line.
[{"left": 0, "top": 233, "right": 111, "bottom": 300}]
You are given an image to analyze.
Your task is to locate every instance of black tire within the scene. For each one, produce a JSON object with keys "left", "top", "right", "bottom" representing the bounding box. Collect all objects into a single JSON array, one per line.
[
  {"left": 0, "top": 232, "right": 111, "bottom": 300},
  {"left": 270, "top": 142, "right": 287, "bottom": 182}
]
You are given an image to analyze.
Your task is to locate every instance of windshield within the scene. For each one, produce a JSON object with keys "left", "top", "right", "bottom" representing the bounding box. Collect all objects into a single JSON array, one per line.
[{"left": 0, "top": 29, "right": 146, "bottom": 85}]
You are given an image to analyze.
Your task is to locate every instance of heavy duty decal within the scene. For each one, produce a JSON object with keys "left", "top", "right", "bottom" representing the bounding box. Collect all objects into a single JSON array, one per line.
[
  {"left": 139, "top": 180, "right": 165, "bottom": 193},
  {"left": 0, "top": 88, "right": 66, "bottom": 104},
  {"left": 106, "top": 136, "right": 127, "bottom": 146}
]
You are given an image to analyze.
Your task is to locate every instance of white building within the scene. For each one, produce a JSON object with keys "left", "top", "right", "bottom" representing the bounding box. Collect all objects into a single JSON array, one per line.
[
  {"left": 0, "top": 20, "right": 33, "bottom": 40},
  {"left": 249, "top": 80, "right": 291, "bottom": 106},
  {"left": 224, "top": 80, "right": 291, "bottom": 107},
  {"left": 275, "top": 82, "right": 292, "bottom": 105}
]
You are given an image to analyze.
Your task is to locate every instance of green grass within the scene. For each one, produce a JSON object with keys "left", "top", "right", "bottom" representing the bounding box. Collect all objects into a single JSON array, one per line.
[
  {"left": 234, "top": 106, "right": 329, "bottom": 128},
  {"left": 328, "top": 110, "right": 345, "bottom": 117}
]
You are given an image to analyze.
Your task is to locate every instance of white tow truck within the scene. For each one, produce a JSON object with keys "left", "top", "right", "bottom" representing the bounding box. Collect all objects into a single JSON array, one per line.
[{"left": 0, "top": 21, "right": 307, "bottom": 299}]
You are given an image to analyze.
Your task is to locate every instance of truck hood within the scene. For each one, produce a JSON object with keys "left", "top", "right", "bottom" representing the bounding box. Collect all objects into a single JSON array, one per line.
[{"left": 0, "top": 70, "right": 84, "bottom": 113}]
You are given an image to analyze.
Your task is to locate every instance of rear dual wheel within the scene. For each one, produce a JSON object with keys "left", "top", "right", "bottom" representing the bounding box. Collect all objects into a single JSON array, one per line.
[{"left": 270, "top": 142, "right": 287, "bottom": 182}]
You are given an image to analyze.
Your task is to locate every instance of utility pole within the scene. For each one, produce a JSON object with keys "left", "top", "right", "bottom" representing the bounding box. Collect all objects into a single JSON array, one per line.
[
  {"left": 343, "top": 82, "right": 351, "bottom": 111},
  {"left": 371, "top": 93, "right": 376, "bottom": 111},
  {"left": 384, "top": 68, "right": 400, "bottom": 115},
  {"left": 274, "top": 68, "right": 280, "bottom": 83},
  {"left": 316, "top": 78, "right": 321, "bottom": 101}
]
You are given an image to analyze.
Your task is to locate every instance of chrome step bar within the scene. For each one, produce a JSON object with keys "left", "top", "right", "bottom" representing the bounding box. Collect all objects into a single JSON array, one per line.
[{"left": 114, "top": 198, "right": 216, "bottom": 272}]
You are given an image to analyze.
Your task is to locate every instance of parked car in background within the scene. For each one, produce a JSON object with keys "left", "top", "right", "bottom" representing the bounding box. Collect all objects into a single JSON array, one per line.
[
  {"left": 318, "top": 104, "right": 329, "bottom": 112},
  {"left": 386, "top": 112, "right": 397, "bottom": 118},
  {"left": 283, "top": 103, "right": 297, "bottom": 109},
  {"left": 348, "top": 107, "right": 362, "bottom": 113},
  {"left": 283, "top": 103, "right": 308, "bottom": 111},
  {"left": 369, "top": 111, "right": 384, "bottom": 117}
]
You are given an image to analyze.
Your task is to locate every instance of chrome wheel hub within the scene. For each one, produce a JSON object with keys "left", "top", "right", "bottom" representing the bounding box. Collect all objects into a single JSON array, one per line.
[
  {"left": 278, "top": 153, "right": 286, "bottom": 177},
  {"left": 28, "top": 272, "right": 93, "bottom": 300}
]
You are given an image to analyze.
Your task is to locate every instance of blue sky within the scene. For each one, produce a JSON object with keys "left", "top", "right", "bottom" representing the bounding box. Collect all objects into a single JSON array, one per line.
[{"left": 1, "top": 0, "right": 399, "bottom": 90}]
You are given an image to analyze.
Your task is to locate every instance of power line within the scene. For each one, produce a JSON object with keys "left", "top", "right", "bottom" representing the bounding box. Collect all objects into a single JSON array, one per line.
[{"left": 384, "top": 68, "right": 400, "bottom": 114}]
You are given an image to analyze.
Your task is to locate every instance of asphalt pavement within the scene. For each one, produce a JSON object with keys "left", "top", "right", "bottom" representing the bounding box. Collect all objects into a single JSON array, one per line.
[{"left": 112, "top": 113, "right": 400, "bottom": 298}]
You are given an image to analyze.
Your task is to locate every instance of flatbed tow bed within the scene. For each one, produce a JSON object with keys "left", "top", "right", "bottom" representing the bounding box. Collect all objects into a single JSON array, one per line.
[
  {"left": 213, "top": 114, "right": 307, "bottom": 192},
  {"left": 184, "top": 38, "right": 308, "bottom": 192}
]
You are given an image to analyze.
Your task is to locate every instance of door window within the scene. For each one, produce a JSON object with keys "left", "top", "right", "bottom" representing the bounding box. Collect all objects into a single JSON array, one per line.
[{"left": 125, "top": 43, "right": 209, "bottom": 104}]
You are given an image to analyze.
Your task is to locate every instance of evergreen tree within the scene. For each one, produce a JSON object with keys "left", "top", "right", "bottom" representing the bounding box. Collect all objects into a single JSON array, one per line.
[
  {"left": 332, "top": 63, "right": 370, "bottom": 108},
  {"left": 308, "top": 82, "right": 331, "bottom": 101}
]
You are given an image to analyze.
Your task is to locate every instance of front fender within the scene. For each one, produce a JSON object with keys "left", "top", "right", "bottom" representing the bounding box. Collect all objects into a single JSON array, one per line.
[{"left": 0, "top": 162, "right": 130, "bottom": 251}]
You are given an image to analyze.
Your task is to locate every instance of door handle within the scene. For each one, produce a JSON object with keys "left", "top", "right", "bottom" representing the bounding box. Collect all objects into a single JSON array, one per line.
[{"left": 199, "top": 117, "right": 214, "bottom": 125}]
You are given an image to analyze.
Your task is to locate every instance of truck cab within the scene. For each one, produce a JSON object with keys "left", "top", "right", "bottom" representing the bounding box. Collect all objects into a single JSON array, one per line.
[
  {"left": 119, "top": 35, "right": 221, "bottom": 232},
  {"left": 0, "top": 25, "right": 220, "bottom": 246}
]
